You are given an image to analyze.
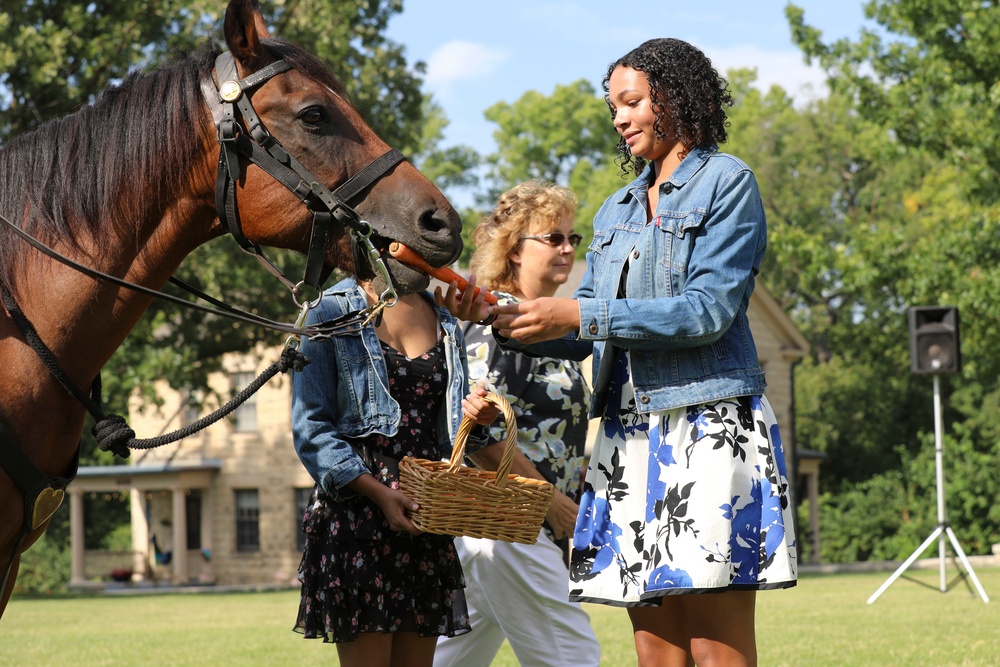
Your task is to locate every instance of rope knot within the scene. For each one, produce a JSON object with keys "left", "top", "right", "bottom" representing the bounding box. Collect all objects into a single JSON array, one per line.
[
  {"left": 279, "top": 346, "right": 310, "bottom": 373},
  {"left": 93, "top": 414, "right": 135, "bottom": 459}
]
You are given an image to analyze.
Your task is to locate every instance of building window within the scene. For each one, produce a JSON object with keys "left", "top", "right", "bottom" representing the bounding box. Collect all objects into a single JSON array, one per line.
[
  {"left": 185, "top": 491, "right": 202, "bottom": 550},
  {"left": 230, "top": 372, "right": 257, "bottom": 432},
  {"left": 182, "top": 389, "right": 203, "bottom": 427},
  {"left": 294, "top": 487, "right": 313, "bottom": 552},
  {"left": 234, "top": 489, "right": 260, "bottom": 552}
]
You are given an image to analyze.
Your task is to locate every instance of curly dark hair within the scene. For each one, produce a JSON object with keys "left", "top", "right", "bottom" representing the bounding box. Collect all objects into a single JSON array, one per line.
[{"left": 603, "top": 38, "right": 733, "bottom": 176}]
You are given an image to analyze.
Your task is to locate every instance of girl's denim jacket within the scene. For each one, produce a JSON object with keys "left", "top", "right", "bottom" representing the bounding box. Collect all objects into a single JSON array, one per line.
[
  {"left": 502, "top": 146, "right": 767, "bottom": 417},
  {"left": 292, "top": 278, "right": 484, "bottom": 497}
]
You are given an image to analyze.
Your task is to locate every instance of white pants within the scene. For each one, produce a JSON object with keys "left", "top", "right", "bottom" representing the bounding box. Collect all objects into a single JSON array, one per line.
[{"left": 434, "top": 530, "right": 601, "bottom": 667}]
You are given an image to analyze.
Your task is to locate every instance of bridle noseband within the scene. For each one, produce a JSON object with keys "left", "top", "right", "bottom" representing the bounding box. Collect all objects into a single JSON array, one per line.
[{"left": 212, "top": 50, "right": 400, "bottom": 309}]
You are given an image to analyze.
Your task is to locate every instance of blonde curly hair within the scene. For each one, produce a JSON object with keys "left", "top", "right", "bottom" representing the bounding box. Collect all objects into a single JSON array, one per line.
[{"left": 470, "top": 180, "right": 578, "bottom": 295}]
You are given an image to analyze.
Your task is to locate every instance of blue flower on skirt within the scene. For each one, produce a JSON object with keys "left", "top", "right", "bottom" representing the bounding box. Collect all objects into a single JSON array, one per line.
[
  {"left": 730, "top": 478, "right": 763, "bottom": 584},
  {"left": 645, "top": 420, "right": 677, "bottom": 521},
  {"left": 646, "top": 563, "right": 693, "bottom": 591},
  {"left": 573, "top": 491, "right": 622, "bottom": 574}
]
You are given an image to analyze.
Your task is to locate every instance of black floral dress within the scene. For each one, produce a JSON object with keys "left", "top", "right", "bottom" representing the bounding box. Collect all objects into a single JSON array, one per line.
[{"left": 294, "top": 339, "right": 471, "bottom": 643}]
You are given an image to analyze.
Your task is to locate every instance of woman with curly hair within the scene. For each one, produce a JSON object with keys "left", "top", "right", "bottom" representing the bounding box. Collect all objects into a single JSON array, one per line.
[
  {"left": 434, "top": 181, "right": 600, "bottom": 667},
  {"left": 445, "top": 38, "right": 797, "bottom": 666}
]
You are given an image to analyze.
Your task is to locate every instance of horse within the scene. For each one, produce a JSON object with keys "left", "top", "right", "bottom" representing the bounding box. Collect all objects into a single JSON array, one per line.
[{"left": 0, "top": 0, "right": 462, "bottom": 618}]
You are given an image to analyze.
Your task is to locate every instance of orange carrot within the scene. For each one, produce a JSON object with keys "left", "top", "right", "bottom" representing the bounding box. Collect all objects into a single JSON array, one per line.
[{"left": 388, "top": 242, "right": 498, "bottom": 305}]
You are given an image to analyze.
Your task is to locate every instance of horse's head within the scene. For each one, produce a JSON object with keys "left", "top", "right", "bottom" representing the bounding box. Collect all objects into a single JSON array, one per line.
[{"left": 216, "top": 0, "right": 462, "bottom": 295}]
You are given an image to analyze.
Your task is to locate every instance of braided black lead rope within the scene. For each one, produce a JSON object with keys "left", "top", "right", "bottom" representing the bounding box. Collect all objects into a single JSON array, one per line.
[
  {"left": 1, "top": 281, "right": 309, "bottom": 458},
  {"left": 93, "top": 345, "right": 309, "bottom": 458}
]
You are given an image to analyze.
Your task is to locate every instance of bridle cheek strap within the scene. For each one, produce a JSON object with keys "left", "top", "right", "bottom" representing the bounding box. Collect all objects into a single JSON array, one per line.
[{"left": 212, "top": 51, "right": 404, "bottom": 294}]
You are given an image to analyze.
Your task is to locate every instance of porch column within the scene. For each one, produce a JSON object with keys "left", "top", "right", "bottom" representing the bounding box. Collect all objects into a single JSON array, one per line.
[
  {"left": 200, "top": 487, "right": 215, "bottom": 582},
  {"left": 130, "top": 489, "right": 150, "bottom": 578},
  {"left": 171, "top": 485, "right": 189, "bottom": 584},
  {"left": 69, "top": 488, "right": 85, "bottom": 585}
]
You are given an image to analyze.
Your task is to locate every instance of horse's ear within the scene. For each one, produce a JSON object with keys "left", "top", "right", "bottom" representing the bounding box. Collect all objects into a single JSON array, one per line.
[{"left": 224, "top": 0, "right": 272, "bottom": 71}]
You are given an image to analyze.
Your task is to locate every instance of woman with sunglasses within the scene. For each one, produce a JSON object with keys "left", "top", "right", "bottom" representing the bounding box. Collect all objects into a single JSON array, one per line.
[
  {"left": 433, "top": 180, "right": 600, "bottom": 667},
  {"left": 447, "top": 39, "right": 797, "bottom": 667}
]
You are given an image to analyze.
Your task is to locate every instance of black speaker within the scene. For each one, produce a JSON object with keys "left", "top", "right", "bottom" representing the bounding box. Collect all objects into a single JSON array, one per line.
[{"left": 908, "top": 306, "right": 960, "bottom": 374}]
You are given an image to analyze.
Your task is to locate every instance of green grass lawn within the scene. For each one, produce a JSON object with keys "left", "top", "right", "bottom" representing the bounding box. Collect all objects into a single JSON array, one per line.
[{"left": 3, "top": 567, "right": 999, "bottom": 666}]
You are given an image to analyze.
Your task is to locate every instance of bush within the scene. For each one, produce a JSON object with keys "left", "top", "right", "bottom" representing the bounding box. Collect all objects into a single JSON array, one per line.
[{"left": 12, "top": 532, "right": 70, "bottom": 596}]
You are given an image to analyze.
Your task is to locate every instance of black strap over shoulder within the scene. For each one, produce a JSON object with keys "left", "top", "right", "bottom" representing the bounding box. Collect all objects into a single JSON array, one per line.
[{"left": 0, "top": 417, "right": 78, "bottom": 596}]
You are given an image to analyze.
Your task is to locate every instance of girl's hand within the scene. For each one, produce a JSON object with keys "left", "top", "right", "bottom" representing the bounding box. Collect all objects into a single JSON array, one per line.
[
  {"left": 434, "top": 273, "right": 492, "bottom": 323},
  {"left": 462, "top": 384, "right": 501, "bottom": 425},
  {"left": 492, "top": 297, "right": 580, "bottom": 344},
  {"left": 347, "top": 474, "right": 422, "bottom": 534},
  {"left": 373, "top": 486, "right": 423, "bottom": 534}
]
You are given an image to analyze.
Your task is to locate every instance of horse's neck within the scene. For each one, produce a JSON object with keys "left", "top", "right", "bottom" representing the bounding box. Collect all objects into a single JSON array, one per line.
[
  {"left": 0, "top": 191, "right": 219, "bottom": 468},
  {"left": 38, "top": 207, "right": 216, "bottom": 366}
]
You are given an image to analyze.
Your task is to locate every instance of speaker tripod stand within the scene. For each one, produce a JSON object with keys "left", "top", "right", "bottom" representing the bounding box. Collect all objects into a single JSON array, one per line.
[{"left": 867, "top": 375, "right": 989, "bottom": 604}]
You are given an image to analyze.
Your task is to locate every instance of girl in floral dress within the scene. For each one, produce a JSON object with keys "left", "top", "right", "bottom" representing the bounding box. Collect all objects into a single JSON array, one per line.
[{"left": 291, "top": 277, "right": 494, "bottom": 667}]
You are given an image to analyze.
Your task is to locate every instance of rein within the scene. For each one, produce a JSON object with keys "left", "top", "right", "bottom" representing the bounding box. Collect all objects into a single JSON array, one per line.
[{"left": 0, "top": 211, "right": 378, "bottom": 341}]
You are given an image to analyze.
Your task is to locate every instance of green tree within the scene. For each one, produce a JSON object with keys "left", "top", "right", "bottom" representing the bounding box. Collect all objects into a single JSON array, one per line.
[
  {"left": 483, "top": 79, "right": 616, "bottom": 199},
  {"left": 478, "top": 79, "right": 619, "bottom": 253},
  {"left": 774, "top": 0, "right": 1000, "bottom": 554},
  {"left": 0, "top": 0, "right": 220, "bottom": 140},
  {"left": 787, "top": 0, "right": 1000, "bottom": 203},
  {"left": 723, "top": 68, "right": 932, "bottom": 487},
  {"left": 412, "top": 98, "right": 481, "bottom": 194},
  {"left": 0, "top": 1, "right": 428, "bottom": 153}
]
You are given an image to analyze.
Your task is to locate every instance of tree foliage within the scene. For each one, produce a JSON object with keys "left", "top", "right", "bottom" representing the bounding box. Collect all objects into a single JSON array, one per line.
[
  {"left": 478, "top": 79, "right": 620, "bottom": 253},
  {"left": 0, "top": 0, "right": 427, "bottom": 152},
  {"left": 788, "top": 0, "right": 1000, "bottom": 203},
  {"left": 762, "top": 0, "right": 1000, "bottom": 554},
  {"left": 483, "top": 79, "right": 617, "bottom": 199}
]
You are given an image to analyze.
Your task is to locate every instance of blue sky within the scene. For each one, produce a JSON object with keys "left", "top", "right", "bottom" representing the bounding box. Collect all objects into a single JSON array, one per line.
[{"left": 386, "top": 1, "right": 875, "bottom": 158}]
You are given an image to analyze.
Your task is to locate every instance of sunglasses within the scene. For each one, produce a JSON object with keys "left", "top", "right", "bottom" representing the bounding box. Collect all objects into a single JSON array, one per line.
[{"left": 521, "top": 232, "right": 583, "bottom": 248}]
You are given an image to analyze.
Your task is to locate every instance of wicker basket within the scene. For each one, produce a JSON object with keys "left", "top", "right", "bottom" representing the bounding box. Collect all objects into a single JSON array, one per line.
[{"left": 398, "top": 392, "right": 554, "bottom": 544}]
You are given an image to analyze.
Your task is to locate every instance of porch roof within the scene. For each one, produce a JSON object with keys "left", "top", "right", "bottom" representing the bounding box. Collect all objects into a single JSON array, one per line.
[{"left": 70, "top": 459, "right": 222, "bottom": 492}]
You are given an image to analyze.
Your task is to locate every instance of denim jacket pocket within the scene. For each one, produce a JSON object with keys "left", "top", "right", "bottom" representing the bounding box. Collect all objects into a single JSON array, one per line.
[
  {"left": 654, "top": 209, "right": 707, "bottom": 292},
  {"left": 656, "top": 209, "right": 707, "bottom": 238},
  {"left": 589, "top": 229, "right": 625, "bottom": 296}
]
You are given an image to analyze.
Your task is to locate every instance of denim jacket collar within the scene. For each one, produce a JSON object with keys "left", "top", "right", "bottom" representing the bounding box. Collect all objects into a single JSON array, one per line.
[{"left": 615, "top": 144, "right": 719, "bottom": 205}]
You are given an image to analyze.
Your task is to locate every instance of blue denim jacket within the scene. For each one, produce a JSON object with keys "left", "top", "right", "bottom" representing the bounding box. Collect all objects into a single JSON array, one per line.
[
  {"left": 503, "top": 146, "right": 767, "bottom": 416},
  {"left": 291, "top": 277, "right": 481, "bottom": 496}
]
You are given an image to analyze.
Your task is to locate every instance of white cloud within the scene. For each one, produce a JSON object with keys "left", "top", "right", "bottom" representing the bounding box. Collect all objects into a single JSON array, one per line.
[
  {"left": 424, "top": 40, "right": 511, "bottom": 88},
  {"left": 707, "top": 45, "right": 828, "bottom": 103}
]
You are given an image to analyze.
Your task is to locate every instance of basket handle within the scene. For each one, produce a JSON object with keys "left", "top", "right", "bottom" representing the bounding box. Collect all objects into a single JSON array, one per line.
[{"left": 448, "top": 391, "right": 518, "bottom": 489}]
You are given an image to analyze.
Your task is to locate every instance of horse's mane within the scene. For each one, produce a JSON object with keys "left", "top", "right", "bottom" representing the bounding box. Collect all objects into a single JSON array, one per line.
[{"left": 0, "top": 42, "right": 222, "bottom": 288}]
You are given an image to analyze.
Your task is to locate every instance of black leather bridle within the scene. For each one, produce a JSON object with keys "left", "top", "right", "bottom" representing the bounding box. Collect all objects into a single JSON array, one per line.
[{"left": 212, "top": 50, "right": 401, "bottom": 308}]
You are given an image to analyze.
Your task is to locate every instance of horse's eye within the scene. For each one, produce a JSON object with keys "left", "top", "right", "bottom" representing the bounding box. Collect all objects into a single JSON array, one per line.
[{"left": 299, "top": 107, "right": 324, "bottom": 125}]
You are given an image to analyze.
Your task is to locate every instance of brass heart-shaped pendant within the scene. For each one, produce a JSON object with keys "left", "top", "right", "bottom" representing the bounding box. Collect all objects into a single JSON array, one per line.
[{"left": 31, "top": 487, "right": 66, "bottom": 531}]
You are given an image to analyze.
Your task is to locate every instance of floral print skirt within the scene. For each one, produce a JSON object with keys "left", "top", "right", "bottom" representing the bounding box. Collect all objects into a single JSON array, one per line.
[
  {"left": 294, "top": 486, "right": 471, "bottom": 642},
  {"left": 570, "top": 356, "right": 798, "bottom": 606}
]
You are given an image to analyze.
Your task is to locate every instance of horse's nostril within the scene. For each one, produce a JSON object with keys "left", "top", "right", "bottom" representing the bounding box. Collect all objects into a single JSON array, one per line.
[
  {"left": 413, "top": 206, "right": 464, "bottom": 265},
  {"left": 418, "top": 207, "right": 448, "bottom": 235}
]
